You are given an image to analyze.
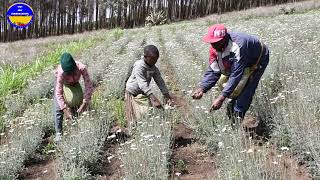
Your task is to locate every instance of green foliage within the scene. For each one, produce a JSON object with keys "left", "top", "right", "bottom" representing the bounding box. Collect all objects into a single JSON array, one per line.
[
  {"left": 110, "top": 98, "right": 126, "bottom": 127},
  {"left": 113, "top": 28, "right": 124, "bottom": 40},
  {"left": 42, "top": 142, "right": 56, "bottom": 155},
  {"left": 176, "top": 159, "right": 187, "bottom": 173},
  {"left": 206, "top": 19, "right": 215, "bottom": 26}
]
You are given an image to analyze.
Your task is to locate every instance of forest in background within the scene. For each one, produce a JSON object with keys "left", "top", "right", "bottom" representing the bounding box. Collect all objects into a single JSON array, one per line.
[{"left": 0, "top": 0, "right": 305, "bottom": 42}]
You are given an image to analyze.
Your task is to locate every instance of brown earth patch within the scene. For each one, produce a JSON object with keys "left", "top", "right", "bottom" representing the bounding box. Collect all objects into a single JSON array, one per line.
[
  {"left": 0, "top": 133, "right": 9, "bottom": 145},
  {"left": 19, "top": 137, "right": 58, "bottom": 180},
  {"left": 264, "top": 147, "right": 311, "bottom": 180},
  {"left": 97, "top": 142, "right": 123, "bottom": 180},
  {"left": 97, "top": 127, "right": 129, "bottom": 180},
  {"left": 171, "top": 143, "right": 217, "bottom": 180},
  {"left": 19, "top": 158, "right": 58, "bottom": 180},
  {"left": 242, "top": 114, "right": 259, "bottom": 129},
  {"left": 170, "top": 93, "right": 190, "bottom": 119},
  {"left": 170, "top": 122, "right": 217, "bottom": 180}
]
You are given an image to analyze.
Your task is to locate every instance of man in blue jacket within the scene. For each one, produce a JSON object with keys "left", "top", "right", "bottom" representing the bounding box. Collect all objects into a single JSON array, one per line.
[{"left": 191, "top": 24, "right": 269, "bottom": 124}]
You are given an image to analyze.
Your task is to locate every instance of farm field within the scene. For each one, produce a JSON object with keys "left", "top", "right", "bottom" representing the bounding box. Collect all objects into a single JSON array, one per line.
[{"left": 0, "top": 1, "right": 320, "bottom": 179}]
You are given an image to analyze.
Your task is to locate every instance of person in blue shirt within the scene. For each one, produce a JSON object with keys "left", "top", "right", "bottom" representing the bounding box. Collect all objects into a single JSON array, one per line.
[{"left": 191, "top": 24, "right": 269, "bottom": 125}]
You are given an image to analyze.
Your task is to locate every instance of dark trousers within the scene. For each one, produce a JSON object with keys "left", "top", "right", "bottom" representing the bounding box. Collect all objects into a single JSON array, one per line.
[
  {"left": 228, "top": 48, "right": 270, "bottom": 119},
  {"left": 53, "top": 80, "right": 64, "bottom": 134}
]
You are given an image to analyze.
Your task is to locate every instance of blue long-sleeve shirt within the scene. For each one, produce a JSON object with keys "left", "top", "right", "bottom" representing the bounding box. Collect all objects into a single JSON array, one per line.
[{"left": 200, "top": 31, "right": 264, "bottom": 97}]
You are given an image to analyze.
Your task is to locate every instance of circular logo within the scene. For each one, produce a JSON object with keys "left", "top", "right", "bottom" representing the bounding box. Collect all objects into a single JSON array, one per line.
[{"left": 6, "top": 2, "right": 34, "bottom": 28}]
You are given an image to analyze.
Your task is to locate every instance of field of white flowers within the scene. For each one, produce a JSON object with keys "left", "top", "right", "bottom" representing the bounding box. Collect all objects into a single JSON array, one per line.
[{"left": 0, "top": 1, "right": 319, "bottom": 179}]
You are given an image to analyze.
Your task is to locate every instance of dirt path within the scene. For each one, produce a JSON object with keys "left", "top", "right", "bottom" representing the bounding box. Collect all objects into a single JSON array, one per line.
[
  {"left": 96, "top": 136, "right": 124, "bottom": 180},
  {"left": 20, "top": 159, "right": 58, "bottom": 180},
  {"left": 0, "top": 132, "right": 9, "bottom": 145},
  {"left": 170, "top": 123, "right": 217, "bottom": 180},
  {"left": 264, "top": 146, "right": 311, "bottom": 180},
  {"left": 19, "top": 137, "right": 58, "bottom": 180},
  {"left": 96, "top": 121, "right": 133, "bottom": 180}
]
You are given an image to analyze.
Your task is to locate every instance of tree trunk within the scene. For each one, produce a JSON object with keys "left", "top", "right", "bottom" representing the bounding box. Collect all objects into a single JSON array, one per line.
[
  {"left": 117, "top": 1, "right": 122, "bottom": 27},
  {"left": 123, "top": 0, "right": 128, "bottom": 28},
  {"left": 95, "top": 0, "right": 99, "bottom": 30}
]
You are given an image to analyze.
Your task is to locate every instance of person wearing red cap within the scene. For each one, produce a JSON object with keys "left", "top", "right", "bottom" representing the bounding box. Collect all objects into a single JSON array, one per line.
[{"left": 191, "top": 24, "right": 269, "bottom": 125}]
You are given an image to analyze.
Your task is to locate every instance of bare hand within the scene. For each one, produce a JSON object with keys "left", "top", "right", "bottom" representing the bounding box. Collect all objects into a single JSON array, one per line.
[
  {"left": 163, "top": 93, "right": 175, "bottom": 106},
  {"left": 63, "top": 107, "right": 73, "bottom": 120},
  {"left": 77, "top": 101, "right": 88, "bottom": 114},
  {"left": 191, "top": 87, "right": 204, "bottom": 99},
  {"left": 149, "top": 94, "right": 163, "bottom": 109},
  {"left": 209, "top": 95, "right": 226, "bottom": 112}
]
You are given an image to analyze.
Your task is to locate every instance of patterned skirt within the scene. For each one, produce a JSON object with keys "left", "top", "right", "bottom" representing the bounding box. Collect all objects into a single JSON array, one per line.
[{"left": 124, "top": 91, "right": 150, "bottom": 129}]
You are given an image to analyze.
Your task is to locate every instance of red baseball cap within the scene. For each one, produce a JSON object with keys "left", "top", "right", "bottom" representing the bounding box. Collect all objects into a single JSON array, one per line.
[{"left": 203, "top": 24, "right": 227, "bottom": 43}]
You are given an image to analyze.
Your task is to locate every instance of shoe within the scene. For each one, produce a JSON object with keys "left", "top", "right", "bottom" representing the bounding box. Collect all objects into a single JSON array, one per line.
[{"left": 54, "top": 133, "right": 62, "bottom": 143}]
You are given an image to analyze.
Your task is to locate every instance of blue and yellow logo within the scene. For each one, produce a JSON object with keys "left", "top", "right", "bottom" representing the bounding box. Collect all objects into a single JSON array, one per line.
[{"left": 6, "top": 2, "right": 34, "bottom": 28}]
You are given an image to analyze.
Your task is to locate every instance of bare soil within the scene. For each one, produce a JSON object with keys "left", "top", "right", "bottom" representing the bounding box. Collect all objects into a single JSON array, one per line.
[
  {"left": 96, "top": 126, "right": 129, "bottom": 180},
  {"left": 19, "top": 159, "right": 58, "bottom": 180},
  {"left": 0, "top": 133, "right": 9, "bottom": 145},
  {"left": 96, "top": 141, "right": 123, "bottom": 180},
  {"left": 170, "top": 122, "right": 217, "bottom": 180},
  {"left": 265, "top": 147, "right": 311, "bottom": 180},
  {"left": 242, "top": 115, "right": 311, "bottom": 180},
  {"left": 19, "top": 137, "right": 58, "bottom": 180}
]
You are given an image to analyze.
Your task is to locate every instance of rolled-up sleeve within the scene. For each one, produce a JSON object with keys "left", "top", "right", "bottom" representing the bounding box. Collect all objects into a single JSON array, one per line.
[{"left": 153, "top": 67, "right": 169, "bottom": 95}]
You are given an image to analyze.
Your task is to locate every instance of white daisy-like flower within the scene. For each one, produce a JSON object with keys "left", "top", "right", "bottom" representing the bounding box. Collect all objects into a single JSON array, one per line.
[
  {"left": 107, "top": 134, "right": 116, "bottom": 139},
  {"left": 247, "top": 149, "right": 254, "bottom": 153},
  {"left": 107, "top": 155, "right": 114, "bottom": 161},
  {"left": 280, "top": 147, "right": 289, "bottom": 151}
]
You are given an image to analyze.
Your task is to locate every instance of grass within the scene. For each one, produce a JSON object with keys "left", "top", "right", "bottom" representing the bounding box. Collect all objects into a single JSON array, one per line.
[
  {"left": 180, "top": 0, "right": 320, "bottom": 27},
  {"left": 109, "top": 98, "right": 126, "bottom": 127},
  {"left": 0, "top": 30, "right": 109, "bottom": 68}
]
